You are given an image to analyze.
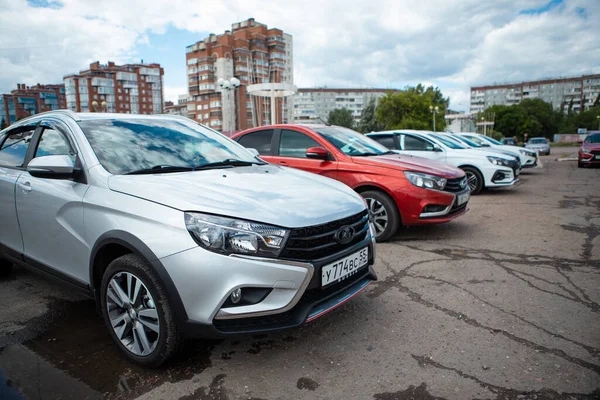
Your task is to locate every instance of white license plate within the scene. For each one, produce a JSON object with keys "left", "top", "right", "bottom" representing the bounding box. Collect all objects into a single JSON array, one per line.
[
  {"left": 595, "top": 155, "right": 600, "bottom": 160},
  {"left": 321, "top": 247, "right": 368, "bottom": 287},
  {"left": 457, "top": 192, "right": 470, "bottom": 206}
]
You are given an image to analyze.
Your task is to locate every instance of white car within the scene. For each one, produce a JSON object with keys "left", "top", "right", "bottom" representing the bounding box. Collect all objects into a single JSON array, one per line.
[
  {"left": 457, "top": 132, "right": 538, "bottom": 168},
  {"left": 438, "top": 133, "right": 527, "bottom": 166},
  {"left": 366, "top": 130, "right": 520, "bottom": 195}
]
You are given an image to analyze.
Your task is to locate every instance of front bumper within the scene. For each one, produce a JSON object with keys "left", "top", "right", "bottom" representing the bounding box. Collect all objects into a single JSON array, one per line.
[
  {"left": 160, "top": 235, "right": 376, "bottom": 336},
  {"left": 390, "top": 184, "right": 469, "bottom": 225},
  {"left": 579, "top": 152, "right": 600, "bottom": 164},
  {"left": 482, "top": 165, "right": 518, "bottom": 187},
  {"left": 521, "top": 153, "right": 538, "bottom": 168}
]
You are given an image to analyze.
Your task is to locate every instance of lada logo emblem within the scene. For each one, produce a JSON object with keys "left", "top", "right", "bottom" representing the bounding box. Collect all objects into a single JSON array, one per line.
[{"left": 335, "top": 226, "right": 355, "bottom": 244}]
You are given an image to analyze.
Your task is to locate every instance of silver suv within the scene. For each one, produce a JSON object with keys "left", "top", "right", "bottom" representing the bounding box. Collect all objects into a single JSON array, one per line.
[{"left": 0, "top": 111, "right": 377, "bottom": 366}]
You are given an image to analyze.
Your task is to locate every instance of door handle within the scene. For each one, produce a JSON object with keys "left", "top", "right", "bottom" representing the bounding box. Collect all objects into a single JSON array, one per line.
[
  {"left": 279, "top": 161, "right": 288, "bottom": 165},
  {"left": 18, "top": 181, "right": 32, "bottom": 193}
]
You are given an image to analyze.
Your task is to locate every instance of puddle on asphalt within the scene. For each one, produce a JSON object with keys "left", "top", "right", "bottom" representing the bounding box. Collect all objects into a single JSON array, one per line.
[{"left": 1, "top": 299, "right": 221, "bottom": 399}]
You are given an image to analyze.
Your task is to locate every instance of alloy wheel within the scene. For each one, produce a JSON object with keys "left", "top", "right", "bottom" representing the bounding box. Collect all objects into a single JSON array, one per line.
[
  {"left": 465, "top": 171, "right": 478, "bottom": 192},
  {"left": 366, "top": 197, "right": 388, "bottom": 237},
  {"left": 106, "top": 271, "right": 160, "bottom": 357}
]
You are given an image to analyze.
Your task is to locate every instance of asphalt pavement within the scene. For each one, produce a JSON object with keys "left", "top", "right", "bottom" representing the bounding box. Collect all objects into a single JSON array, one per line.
[{"left": 1, "top": 147, "right": 599, "bottom": 400}]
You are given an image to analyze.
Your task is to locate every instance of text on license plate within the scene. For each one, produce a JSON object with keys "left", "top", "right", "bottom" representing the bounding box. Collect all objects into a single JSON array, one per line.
[
  {"left": 596, "top": 155, "right": 600, "bottom": 160},
  {"left": 321, "top": 247, "right": 368, "bottom": 287},
  {"left": 457, "top": 192, "right": 470, "bottom": 206}
]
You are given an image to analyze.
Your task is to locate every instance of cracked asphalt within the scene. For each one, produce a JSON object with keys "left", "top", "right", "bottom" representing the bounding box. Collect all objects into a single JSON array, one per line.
[{"left": 1, "top": 148, "right": 599, "bottom": 400}]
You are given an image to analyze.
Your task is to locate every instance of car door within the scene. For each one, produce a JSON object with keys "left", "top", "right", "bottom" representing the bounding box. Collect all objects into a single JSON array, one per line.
[
  {"left": 235, "top": 129, "right": 276, "bottom": 162},
  {"left": 15, "top": 120, "right": 90, "bottom": 284},
  {"left": 398, "top": 133, "right": 446, "bottom": 162},
  {"left": 270, "top": 128, "right": 338, "bottom": 179},
  {"left": 0, "top": 125, "right": 36, "bottom": 256},
  {"left": 370, "top": 134, "right": 400, "bottom": 150}
]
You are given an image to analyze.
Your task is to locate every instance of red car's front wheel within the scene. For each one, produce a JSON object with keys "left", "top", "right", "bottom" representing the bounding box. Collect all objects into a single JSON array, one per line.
[{"left": 361, "top": 190, "right": 400, "bottom": 242}]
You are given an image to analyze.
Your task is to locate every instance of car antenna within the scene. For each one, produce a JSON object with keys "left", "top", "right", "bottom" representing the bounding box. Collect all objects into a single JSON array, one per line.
[{"left": 312, "top": 115, "right": 331, "bottom": 126}]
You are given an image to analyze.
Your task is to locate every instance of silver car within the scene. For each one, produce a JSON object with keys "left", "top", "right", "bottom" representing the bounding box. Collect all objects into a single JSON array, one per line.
[
  {"left": 0, "top": 111, "right": 377, "bottom": 366},
  {"left": 525, "top": 137, "right": 551, "bottom": 155}
]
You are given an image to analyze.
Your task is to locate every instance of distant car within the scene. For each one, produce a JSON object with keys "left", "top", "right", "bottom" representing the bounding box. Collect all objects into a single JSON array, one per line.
[
  {"left": 233, "top": 124, "right": 470, "bottom": 242},
  {"left": 525, "top": 137, "right": 551, "bottom": 155},
  {"left": 501, "top": 138, "right": 519, "bottom": 146},
  {"left": 578, "top": 131, "right": 600, "bottom": 168},
  {"left": 457, "top": 133, "right": 538, "bottom": 168},
  {"left": 367, "top": 130, "right": 520, "bottom": 195}
]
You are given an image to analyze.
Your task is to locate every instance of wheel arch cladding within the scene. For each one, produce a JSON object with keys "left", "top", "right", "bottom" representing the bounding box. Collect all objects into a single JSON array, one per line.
[
  {"left": 354, "top": 184, "right": 402, "bottom": 219},
  {"left": 89, "top": 230, "right": 189, "bottom": 322}
]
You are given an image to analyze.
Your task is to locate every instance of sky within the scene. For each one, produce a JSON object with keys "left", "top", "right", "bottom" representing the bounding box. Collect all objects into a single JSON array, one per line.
[{"left": 0, "top": 0, "right": 598, "bottom": 112}]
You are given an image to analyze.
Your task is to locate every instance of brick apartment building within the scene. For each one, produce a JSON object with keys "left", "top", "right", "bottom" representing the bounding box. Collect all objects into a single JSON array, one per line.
[
  {"left": 293, "top": 88, "right": 399, "bottom": 124},
  {"left": 63, "top": 61, "right": 164, "bottom": 115},
  {"left": 165, "top": 94, "right": 189, "bottom": 117},
  {"left": 0, "top": 83, "right": 66, "bottom": 127},
  {"left": 470, "top": 74, "right": 600, "bottom": 114},
  {"left": 185, "top": 18, "right": 293, "bottom": 133}
]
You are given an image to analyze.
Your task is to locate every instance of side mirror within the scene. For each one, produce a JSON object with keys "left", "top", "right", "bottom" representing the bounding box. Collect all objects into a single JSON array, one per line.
[
  {"left": 247, "top": 148, "right": 260, "bottom": 157},
  {"left": 306, "top": 146, "right": 329, "bottom": 160},
  {"left": 481, "top": 143, "right": 491, "bottom": 147},
  {"left": 577, "top": 140, "right": 583, "bottom": 144},
  {"left": 27, "top": 155, "right": 75, "bottom": 179}
]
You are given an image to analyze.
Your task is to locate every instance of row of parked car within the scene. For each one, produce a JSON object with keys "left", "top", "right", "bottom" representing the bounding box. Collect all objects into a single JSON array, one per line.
[{"left": 0, "top": 111, "right": 539, "bottom": 366}]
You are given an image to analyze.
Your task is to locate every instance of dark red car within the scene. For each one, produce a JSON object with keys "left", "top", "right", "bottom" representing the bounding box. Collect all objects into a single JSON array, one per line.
[
  {"left": 233, "top": 124, "right": 470, "bottom": 241},
  {"left": 578, "top": 131, "right": 600, "bottom": 168}
]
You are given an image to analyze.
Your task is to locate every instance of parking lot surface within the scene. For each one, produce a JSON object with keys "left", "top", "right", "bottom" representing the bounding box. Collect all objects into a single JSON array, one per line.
[{"left": 1, "top": 148, "right": 599, "bottom": 400}]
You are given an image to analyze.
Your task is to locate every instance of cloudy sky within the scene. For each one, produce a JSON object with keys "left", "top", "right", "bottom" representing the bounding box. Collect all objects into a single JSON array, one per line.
[{"left": 1, "top": 0, "right": 598, "bottom": 111}]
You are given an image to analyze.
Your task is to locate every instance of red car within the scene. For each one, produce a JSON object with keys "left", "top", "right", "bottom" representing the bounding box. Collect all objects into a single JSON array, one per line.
[
  {"left": 578, "top": 131, "right": 600, "bottom": 168},
  {"left": 232, "top": 124, "right": 470, "bottom": 241}
]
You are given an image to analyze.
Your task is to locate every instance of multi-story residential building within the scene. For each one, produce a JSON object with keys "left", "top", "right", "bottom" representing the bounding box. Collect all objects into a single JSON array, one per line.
[
  {"left": 164, "top": 94, "right": 189, "bottom": 117},
  {"left": 470, "top": 74, "right": 600, "bottom": 114},
  {"left": 185, "top": 18, "right": 293, "bottom": 133},
  {"left": 0, "top": 83, "right": 65, "bottom": 127},
  {"left": 63, "top": 61, "right": 164, "bottom": 115},
  {"left": 292, "top": 88, "right": 399, "bottom": 124}
]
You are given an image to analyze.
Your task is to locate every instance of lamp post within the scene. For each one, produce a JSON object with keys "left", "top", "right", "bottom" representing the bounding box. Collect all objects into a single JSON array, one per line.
[
  {"left": 217, "top": 77, "right": 241, "bottom": 135},
  {"left": 429, "top": 105, "right": 439, "bottom": 131},
  {"left": 91, "top": 100, "right": 107, "bottom": 112},
  {"left": 480, "top": 116, "right": 487, "bottom": 136},
  {"left": 597, "top": 115, "right": 599, "bottom": 130}
]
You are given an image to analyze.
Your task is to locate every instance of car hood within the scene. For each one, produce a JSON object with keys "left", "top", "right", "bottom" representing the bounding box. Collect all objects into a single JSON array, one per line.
[
  {"left": 353, "top": 153, "right": 464, "bottom": 178},
  {"left": 582, "top": 143, "right": 600, "bottom": 150},
  {"left": 108, "top": 164, "right": 366, "bottom": 228}
]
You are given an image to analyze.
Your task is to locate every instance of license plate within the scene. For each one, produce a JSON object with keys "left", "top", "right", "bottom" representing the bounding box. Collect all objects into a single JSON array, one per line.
[
  {"left": 457, "top": 192, "right": 470, "bottom": 206},
  {"left": 595, "top": 155, "right": 600, "bottom": 160},
  {"left": 321, "top": 247, "right": 368, "bottom": 287}
]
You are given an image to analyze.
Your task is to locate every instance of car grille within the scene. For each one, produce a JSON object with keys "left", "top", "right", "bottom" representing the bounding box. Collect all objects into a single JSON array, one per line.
[
  {"left": 280, "top": 210, "right": 369, "bottom": 261},
  {"left": 507, "top": 159, "right": 520, "bottom": 176},
  {"left": 444, "top": 177, "right": 467, "bottom": 193},
  {"left": 591, "top": 150, "right": 600, "bottom": 156}
]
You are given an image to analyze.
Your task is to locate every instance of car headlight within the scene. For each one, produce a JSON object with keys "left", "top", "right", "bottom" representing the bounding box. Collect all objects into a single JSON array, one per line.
[
  {"left": 404, "top": 171, "right": 447, "bottom": 190},
  {"left": 519, "top": 149, "right": 534, "bottom": 156},
  {"left": 185, "top": 213, "right": 289, "bottom": 257},
  {"left": 581, "top": 147, "right": 591, "bottom": 154},
  {"left": 487, "top": 156, "right": 513, "bottom": 167}
]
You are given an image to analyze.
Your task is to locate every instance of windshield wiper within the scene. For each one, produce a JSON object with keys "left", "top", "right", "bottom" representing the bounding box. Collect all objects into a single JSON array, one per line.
[
  {"left": 125, "top": 165, "right": 195, "bottom": 175},
  {"left": 193, "top": 159, "right": 264, "bottom": 170}
]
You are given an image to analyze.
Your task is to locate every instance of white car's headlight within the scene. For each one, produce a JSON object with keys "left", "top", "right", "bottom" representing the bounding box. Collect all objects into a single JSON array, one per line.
[
  {"left": 519, "top": 149, "right": 534, "bottom": 156},
  {"left": 185, "top": 213, "right": 290, "bottom": 257},
  {"left": 487, "top": 156, "right": 512, "bottom": 167},
  {"left": 404, "top": 171, "right": 447, "bottom": 190}
]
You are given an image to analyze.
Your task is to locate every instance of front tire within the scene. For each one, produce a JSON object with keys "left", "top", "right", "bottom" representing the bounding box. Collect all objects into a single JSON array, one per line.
[
  {"left": 100, "top": 254, "right": 182, "bottom": 367},
  {"left": 361, "top": 190, "right": 400, "bottom": 242},
  {"left": 0, "top": 258, "right": 13, "bottom": 277},
  {"left": 461, "top": 167, "right": 484, "bottom": 195}
]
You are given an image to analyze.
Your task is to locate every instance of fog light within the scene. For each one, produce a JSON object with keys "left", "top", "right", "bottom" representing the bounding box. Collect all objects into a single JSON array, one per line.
[{"left": 231, "top": 288, "right": 242, "bottom": 304}]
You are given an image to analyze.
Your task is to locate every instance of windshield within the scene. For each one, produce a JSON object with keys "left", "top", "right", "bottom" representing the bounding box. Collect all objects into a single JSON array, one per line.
[
  {"left": 78, "top": 118, "right": 260, "bottom": 175},
  {"left": 480, "top": 136, "right": 503, "bottom": 145},
  {"left": 313, "top": 126, "right": 391, "bottom": 156},
  {"left": 429, "top": 133, "right": 466, "bottom": 149},
  {"left": 452, "top": 135, "right": 481, "bottom": 148},
  {"left": 585, "top": 133, "right": 600, "bottom": 144},
  {"left": 529, "top": 138, "right": 548, "bottom": 144}
]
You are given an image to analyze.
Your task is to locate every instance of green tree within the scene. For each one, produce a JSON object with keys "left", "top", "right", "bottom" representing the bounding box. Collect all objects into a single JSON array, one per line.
[
  {"left": 0, "top": 117, "right": 6, "bottom": 130},
  {"left": 375, "top": 85, "right": 448, "bottom": 131},
  {"left": 357, "top": 97, "right": 384, "bottom": 133},
  {"left": 328, "top": 108, "right": 355, "bottom": 128}
]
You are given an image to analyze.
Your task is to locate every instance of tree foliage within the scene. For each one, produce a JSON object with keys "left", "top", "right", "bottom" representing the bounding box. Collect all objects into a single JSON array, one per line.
[
  {"left": 357, "top": 97, "right": 384, "bottom": 133},
  {"left": 328, "top": 108, "right": 355, "bottom": 128},
  {"left": 375, "top": 85, "right": 448, "bottom": 131}
]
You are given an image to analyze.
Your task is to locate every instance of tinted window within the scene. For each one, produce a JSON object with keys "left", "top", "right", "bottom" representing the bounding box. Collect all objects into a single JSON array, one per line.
[
  {"left": 529, "top": 138, "right": 548, "bottom": 144},
  {"left": 403, "top": 135, "right": 433, "bottom": 151},
  {"left": 371, "top": 135, "right": 397, "bottom": 149},
  {"left": 78, "top": 119, "right": 260, "bottom": 175},
  {"left": 237, "top": 130, "right": 273, "bottom": 155},
  {"left": 313, "top": 126, "right": 390, "bottom": 156},
  {"left": 0, "top": 129, "right": 35, "bottom": 167},
  {"left": 35, "top": 128, "right": 74, "bottom": 159},
  {"left": 279, "top": 130, "right": 320, "bottom": 158},
  {"left": 584, "top": 133, "right": 600, "bottom": 144},
  {"left": 430, "top": 134, "right": 466, "bottom": 149}
]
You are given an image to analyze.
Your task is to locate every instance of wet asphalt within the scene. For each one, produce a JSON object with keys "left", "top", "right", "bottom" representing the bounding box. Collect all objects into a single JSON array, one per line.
[{"left": 0, "top": 147, "right": 599, "bottom": 400}]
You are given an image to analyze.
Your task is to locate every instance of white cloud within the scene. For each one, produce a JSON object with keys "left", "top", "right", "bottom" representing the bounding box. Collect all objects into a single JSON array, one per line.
[
  {"left": 163, "top": 85, "right": 187, "bottom": 103},
  {"left": 1, "top": 0, "right": 598, "bottom": 112}
]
